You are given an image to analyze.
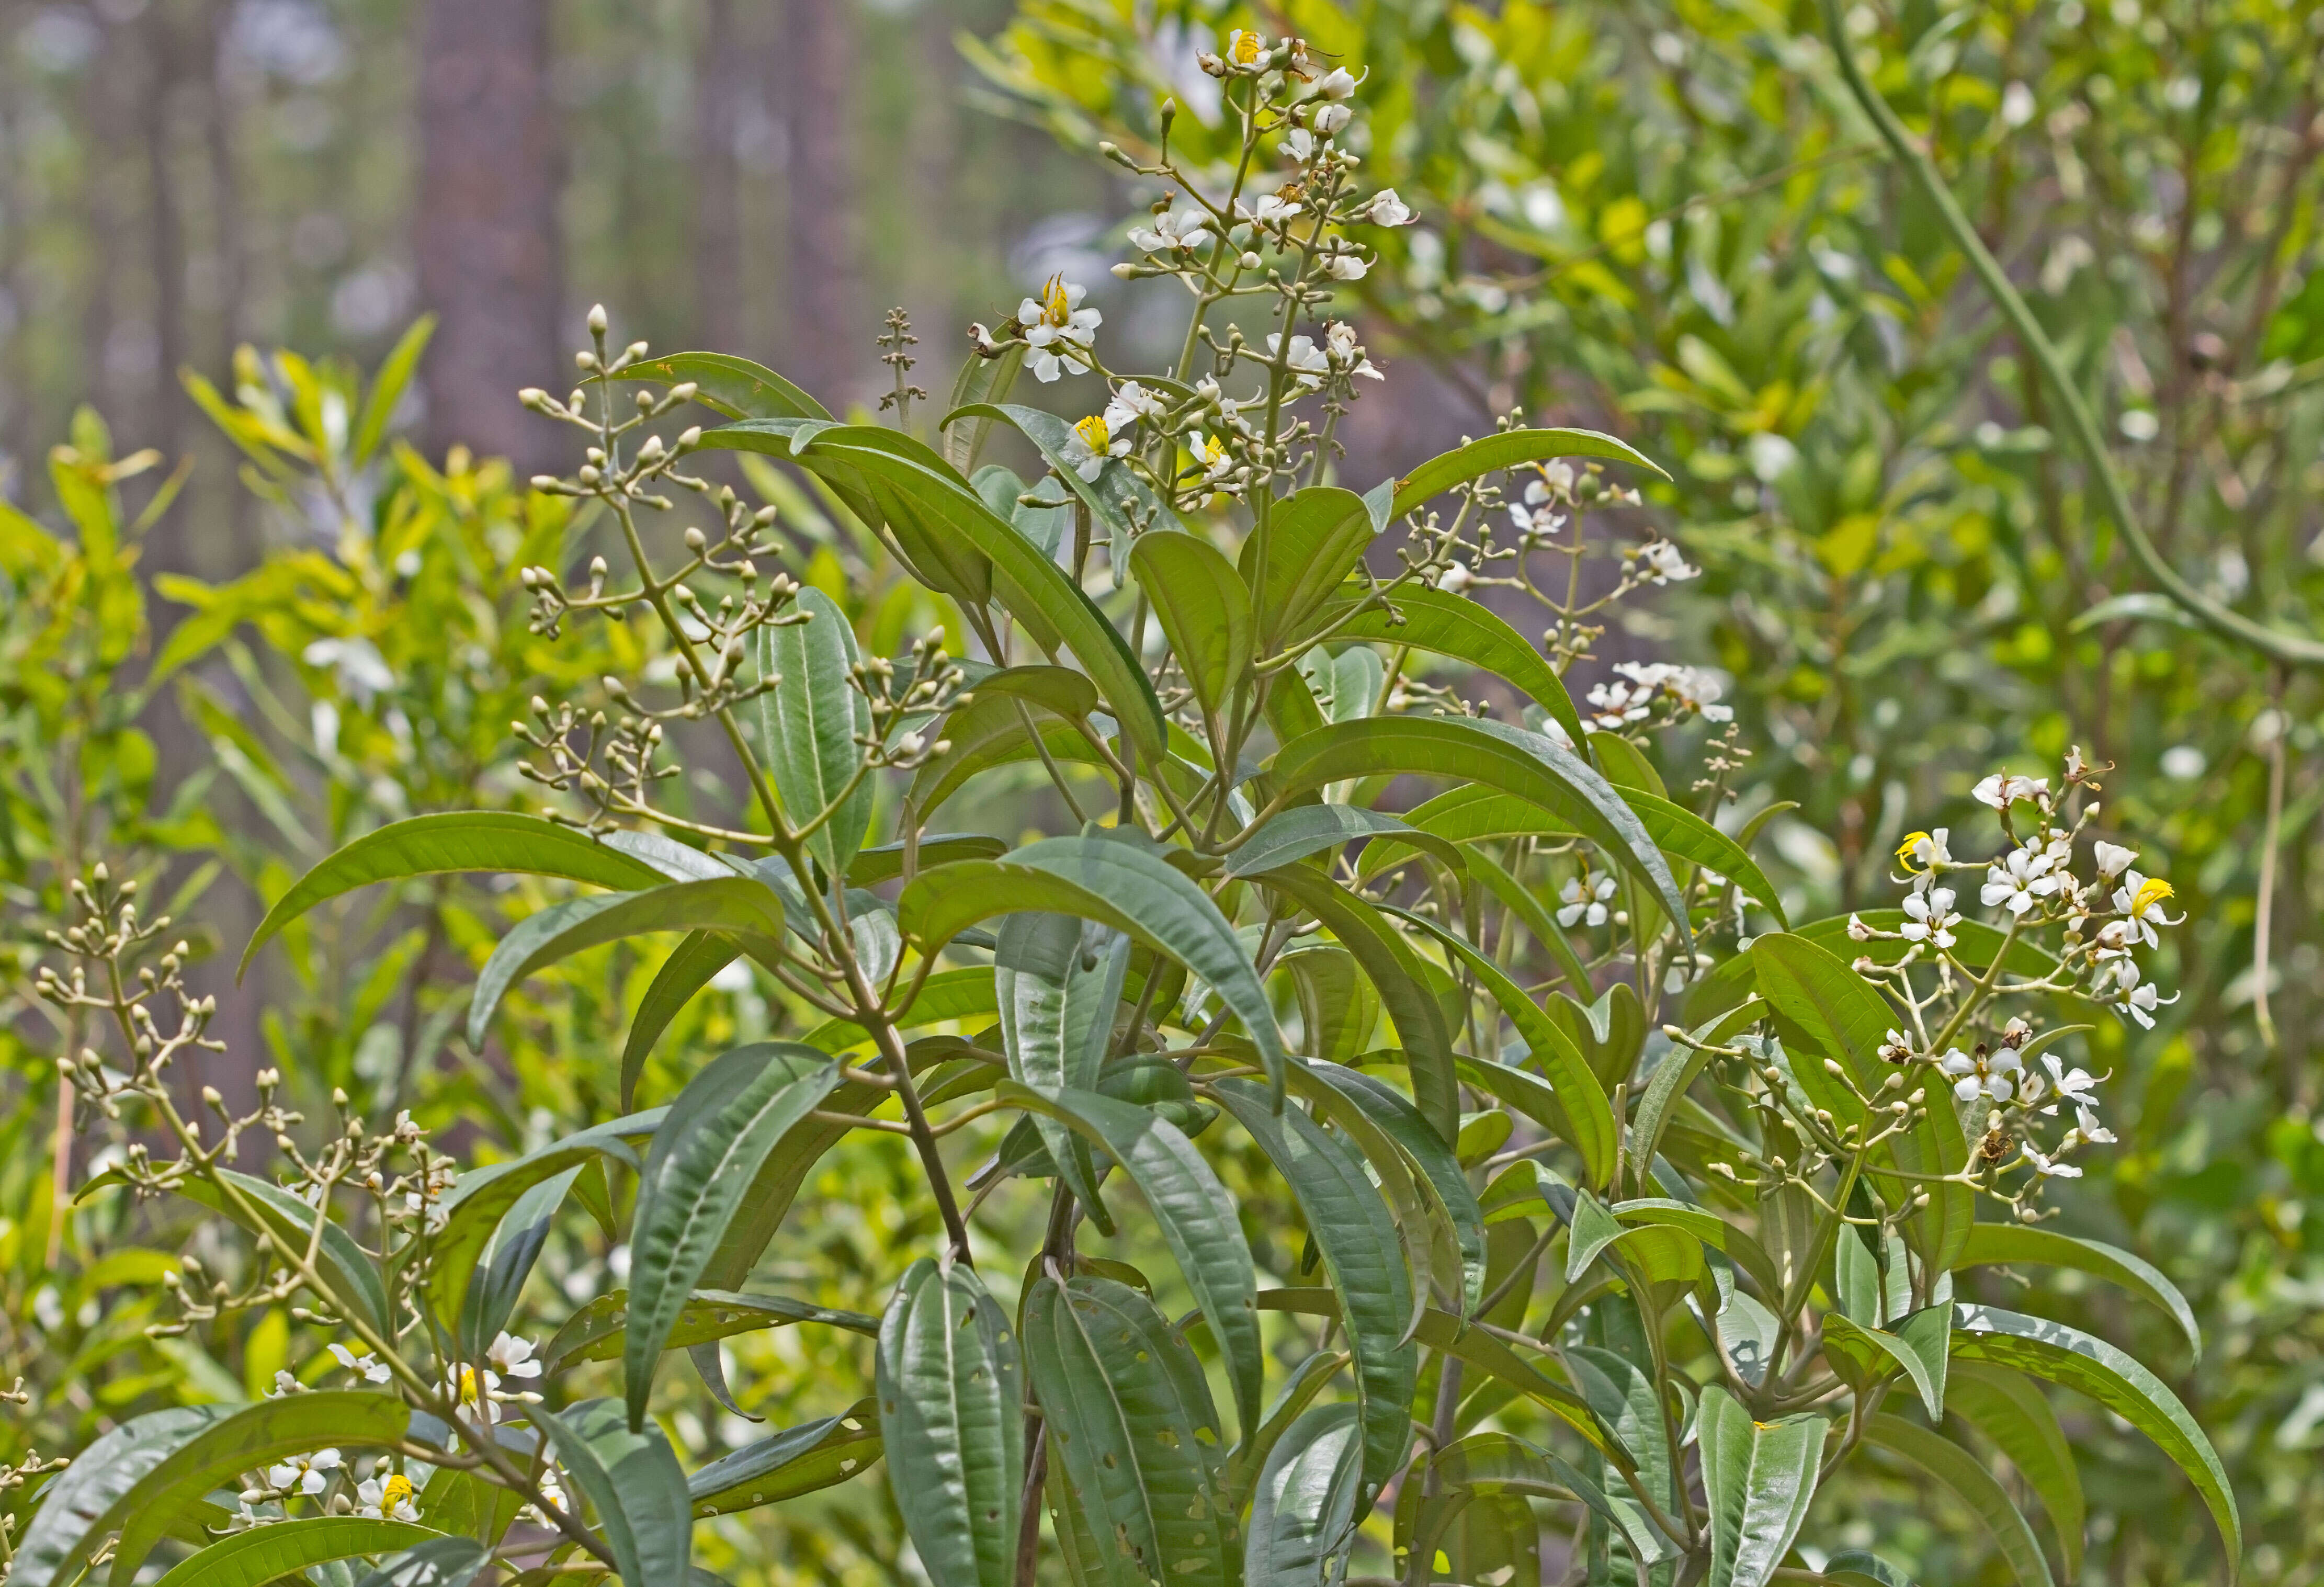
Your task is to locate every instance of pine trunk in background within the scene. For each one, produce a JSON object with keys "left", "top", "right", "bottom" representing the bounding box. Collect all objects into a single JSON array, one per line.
[
  {"left": 693, "top": 0, "right": 743, "bottom": 352},
  {"left": 779, "top": 0, "right": 858, "bottom": 405},
  {"left": 416, "top": 0, "right": 563, "bottom": 474}
]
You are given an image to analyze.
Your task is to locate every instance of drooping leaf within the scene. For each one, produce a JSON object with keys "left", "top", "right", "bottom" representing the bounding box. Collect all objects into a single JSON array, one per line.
[
  {"left": 1003, "top": 1083, "right": 1263, "bottom": 1434},
  {"left": 1822, "top": 1308, "right": 1950, "bottom": 1421},
  {"left": 621, "top": 351, "right": 832, "bottom": 421},
  {"left": 1223, "top": 804, "right": 1459, "bottom": 879},
  {"left": 945, "top": 345, "right": 1024, "bottom": 471},
  {"left": 1280, "top": 947, "right": 1380, "bottom": 1064},
  {"left": 1300, "top": 1061, "right": 1486, "bottom": 1313},
  {"left": 1023, "top": 1276, "right": 1237, "bottom": 1587},
  {"left": 1824, "top": 1550, "right": 1919, "bottom": 1587},
  {"left": 846, "top": 833, "right": 1009, "bottom": 886},
  {"left": 1611, "top": 1200, "right": 1782, "bottom": 1302},
  {"left": 1216, "top": 1083, "right": 1415, "bottom": 1499},
  {"left": 14, "top": 1407, "right": 228, "bottom": 1587},
  {"left": 1953, "top": 1223, "right": 2200, "bottom": 1361},
  {"left": 1130, "top": 529, "right": 1252, "bottom": 724},
  {"left": 535, "top": 1399, "right": 693, "bottom": 1587},
  {"left": 1390, "top": 427, "right": 1667, "bottom": 519},
  {"left": 1244, "top": 1404, "right": 1364, "bottom": 1587},
  {"left": 1307, "top": 583, "right": 1586, "bottom": 745},
  {"left": 1241, "top": 486, "right": 1377, "bottom": 652},
  {"left": 1947, "top": 1362, "right": 2084, "bottom": 1577},
  {"left": 758, "top": 586, "right": 875, "bottom": 876},
  {"left": 1951, "top": 1304, "right": 2238, "bottom": 1574},
  {"left": 459, "top": 1166, "right": 577, "bottom": 1358},
  {"left": 543, "top": 1287, "right": 879, "bottom": 1373},
  {"left": 1567, "top": 1343, "right": 1676, "bottom": 1523},
  {"left": 149, "top": 1518, "right": 442, "bottom": 1587},
  {"left": 348, "top": 1536, "right": 491, "bottom": 1587},
  {"left": 1696, "top": 1386, "right": 1826, "bottom": 1587},
  {"left": 621, "top": 931, "right": 742, "bottom": 1108},
  {"left": 690, "top": 1399, "right": 882, "bottom": 1516},
  {"left": 876, "top": 1256, "right": 1022, "bottom": 1587},
  {"left": 1863, "top": 1414, "right": 2054, "bottom": 1587},
  {"left": 241, "top": 812, "right": 668, "bottom": 977},
  {"left": 625, "top": 1044, "right": 840, "bottom": 1426},
  {"left": 996, "top": 912, "right": 1130, "bottom": 1229}
]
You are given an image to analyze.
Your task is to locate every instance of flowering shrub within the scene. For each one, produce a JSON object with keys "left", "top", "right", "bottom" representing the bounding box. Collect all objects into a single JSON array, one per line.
[{"left": 8, "top": 35, "right": 2237, "bottom": 1587}]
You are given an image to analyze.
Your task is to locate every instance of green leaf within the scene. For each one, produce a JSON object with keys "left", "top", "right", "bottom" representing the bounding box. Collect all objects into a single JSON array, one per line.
[
  {"left": 622, "top": 352, "right": 832, "bottom": 421},
  {"left": 907, "top": 665, "right": 1106, "bottom": 814},
  {"left": 1241, "top": 486, "right": 1376, "bottom": 651},
  {"left": 1750, "top": 933, "right": 1973, "bottom": 1273},
  {"left": 621, "top": 932, "right": 740, "bottom": 1108},
  {"left": 943, "top": 402, "right": 1181, "bottom": 562},
  {"left": 1224, "top": 804, "right": 1459, "bottom": 879},
  {"left": 689, "top": 1399, "right": 882, "bottom": 1516},
  {"left": 1951, "top": 1304, "right": 2239, "bottom": 1575},
  {"left": 1690, "top": 911, "right": 2054, "bottom": 1025},
  {"left": 1244, "top": 1404, "right": 1364, "bottom": 1587},
  {"left": 1566, "top": 1344, "right": 1675, "bottom": 1517},
  {"left": 1824, "top": 1551, "right": 1918, "bottom": 1587},
  {"left": 1823, "top": 1308, "right": 1949, "bottom": 1421},
  {"left": 1953, "top": 1223, "right": 2200, "bottom": 1361},
  {"left": 1563, "top": 1193, "right": 1630, "bottom": 1283},
  {"left": 1251, "top": 866, "right": 1456, "bottom": 1140},
  {"left": 349, "top": 1537, "right": 492, "bottom": 1587},
  {"left": 545, "top": 1288, "right": 878, "bottom": 1372},
  {"left": 1696, "top": 1385, "right": 1826, "bottom": 1587},
  {"left": 1301, "top": 1062, "right": 1486, "bottom": 1312},
  {"left": 1611, "top": 1199, "right": 1782, "bottom": 1302},
  {"left": 996, "top": 913, "right": 1130, "bottom": 1230},
  {"left": 1390, "top": 427, "right": 1667, "bottom": 519},
  {"left": 1267, "top": 716, "right": 1690, "bottom": 942},
  {"left": 535, "top": 1399, "right": 693, "bottom": 1587},
  {"left": 242, "top": 812, "right": 667, "bottom": 977},
  {"left": 876, "top": 1256, "right": 1023, "bottom": 1587},
  {"left": 1863, "top": 1414, "right": 2053, "bottom": 1587},
  {"left": 1947, "top": 1363, "right": 2082, "bottom": 1577},
  {"left": 103, "top": 1394, "right": 414, "bottom": 1587},
  {"left": 626, "top": 1044, "right": 841, "bottom": 1426},
  {"left": 1002, "top": 1083, "right": 1263, "bottom": 1434},
  {"left": 1023, "top": 1276, "right": 1237, "bottom": 1587},
  {"left": 15, "top": 1407, "right": 228, "bottom": 1587},
  {"left": 758, "top": 587, "right": 875, "bottom": 876},
  {"left": 467, "top": 877, "right": 793, "bottom": 1049},
  {"left": 847, "top": 833, "right": 1009, "bottom": 886},
  {"left": 1308, "top": 584, "right": 1585, "bottom": 745},
  {"left": 352, "top": 316, "right": 436, "bottom": 464},
  {"left": 1215, "top": 1083, "right": 1415, "bottom": 1499},
  {"left": 944, "top": 347, "right": 1025, "bottom": 472},
  {"left": 150, "top": 1518, "right": 444, "bottom": 1587},
  {"left": 1397, "top": 910, "right": 1617, "bottom": 1186},
  {"left": 1130, "top": 530, "right": 1252, "bottom": 723},
  {"left": 902, "top": 836, "right": 1285, "bottom": 1097}
]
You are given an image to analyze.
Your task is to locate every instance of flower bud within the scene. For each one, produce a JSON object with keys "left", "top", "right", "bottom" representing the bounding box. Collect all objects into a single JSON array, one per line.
[{"left": 587, "top": 303, "right": 608, "bottom": 334}]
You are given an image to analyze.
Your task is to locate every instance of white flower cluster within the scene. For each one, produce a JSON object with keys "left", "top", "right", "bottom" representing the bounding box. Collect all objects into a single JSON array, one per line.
[{"left": 1583, "top": 662, "right": 1733, "bottom": 730}]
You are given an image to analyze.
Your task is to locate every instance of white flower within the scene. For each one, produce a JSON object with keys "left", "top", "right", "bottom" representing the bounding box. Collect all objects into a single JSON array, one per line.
[
  {"left": 2093, "top": 840, "right": 2137, "bottom": 878},
  {"left": 444, "top": 1364, "right": 502, "bottom": 1424},
  {"left": 968, "top": 322, "right": 1008, "bottom": 355},
  {"left": 1266, "top": 332, "right": 1331, "bottom": 391},
  {"left": 1314, "top": 65, "right": 1359, "bottom": 99},
  {"left": 1323, "top": 252, "right": 1370, "bottom": 281},
  {"left": 1941, "top": 1045, "right": 2023, "bottom": 1103},
  {"left": 1313, "top": 103, "right": 1352, "bottom": 137},
  {"left": 1281, "top": 128, "right": 1318, "bottom": 165},
  {"left": 2066, "top": 1104, "right": 2116, "bottom": 1146},
  {"left": 1227, "top": 28, "right": 1267, "bottom": 67},
  {"left": 266, "top": 1448, "right": 343, "bottom": 1497},
  {"left": 1017, "top": 275, "right": 1102, "bottom": 383},
  {"left": 1187, "top": 432, "right": 1238, "bottom": 492},
  {"left": 487, "top": 1332, "right": 543, "bottom": 1380},
  {"left": 1877, "top": 1028, "right": 1913, "bottom": 1063},
  {"left": 1061, "top": 413, "right": 1129, "bottom": 480},
  {"left": 2111, "top": 872, "right": 2176, "bottom": 947},
  {"left": 1895, "top": 827, "right": 1952, "bottom": 877},
  {"left": 356, "top": 1472, "right": 421, "bottom": 1523},
  {"left": 265, "top": 1369, "right": 302, "bottom": 1398},
  {"left": 1361, "top": 188, "right": 1415, "bottom": 226},
  {"left": 1435, "top": 562, "right": 1475, "bottom": 594},
  {"left": 1127, "top": 206, "right": 1214, "bottom": 255},
  {"left": 522, "top": 1464, "right": 570, "bottom": 1525},
  {"left": 1104, "top": 381, "right": 1165, "bottom": 431},
  {"left": 1900, "top": 887, "right": 1959, "bottom": 949},
  {"left": 1250, "top": 189, "right": 1305, "bottom": 226},
  {"left": 2039, "top": 1052, "right": 2101, "bottom": 1110},
  {"left": 1972, "top": 772, "right": 2049, "bottom": 811},
  {"left": 1980, "top": 845, "right": 2060, "bottom": 916},
  {"left": 1322, "top": 321, "right": 1381, "bottom": 380},
  {"left": 1634, "top": 538, "right": 1698, "bottom": 584},
  {"left": 328, "top": 1343, "right": 392, "bottom": 1384},
  {"left": 1847, "top": 913, "right": 1873, "bottom": 942},
  {"left": 1558, "top": 874, "right": 1617, "bottom": 928},
  {"left": 2022, "top": 1144, "right": 2083, "bottom": 1180}
]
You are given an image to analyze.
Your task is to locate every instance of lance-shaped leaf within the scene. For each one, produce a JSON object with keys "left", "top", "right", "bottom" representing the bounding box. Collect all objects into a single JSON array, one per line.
[
  {"left": 1948, "top": 1362, "right": 2083, "bottom": 1577},
  {"left": 1024, "top": 1276, "right": 1237, "bottom": 1587},
  {"left": 1224, "top": 804, "right": 1459, "bottom": 879},
  {"left": 1299, "top": 1061, "right": 1486, "bottom": 1313},
  {"left": 1612, "top": 1199, "right": 1782, "bottom": 1303},
  {"left": 1825, "top": 1550, "right": 1919, "bottom": 1587},
  {"left": 546, "top": 1288, "right": 879, "bottom": 1372},
  {"left": 1400, "top": 1432, "right": 1673, "bottom": 1576},
  {"left": 1215, "top": 1083, "right": 1415, "bottom": 1498},
  {"left": 620, "top": 352, "right": 831, "bottom": 421},
  {"left": 1951, "top": 1304, "right": 2238, "bottom": 1574},
  {"left": 757, "top": 586, "right": 875, "bottom": 876},
  {"left": 1864, "top": 1414, "right": 2053, "bottom": 1587},
  {"left": 1696, "top": 1386, "right": 1827, "bottom": 1587},
  {"left": 1308, "top": 584, "right": 1585, "bottom": 745},
  {"left": 349, "top": 1537, "right": 491, "bottom": 1587},
  {"left": 1244, "top": 1404, "right": 1364, "bottom": 1587},
  {"left": 903, "top": 836, "right": 1285, "bottom": 1097},
  {"left": 1398, "top": 909, "right": 1616, "bottom": 1185},
  {"left": 536, "top": 1399, "right": 692, "bottom": 1587},
  {"left": 1822, "top": 1308, "right": 1950, "bottom": 1420},
  {"left": 14, "top": 1407, "right": 228, "bottom": 1587},
  {"left": 876, "top": 1256, "right": 1022, "bottom": 1587},
  {"left": 847, "top": 833, "right": 1010, "bottom": 885},
  {"left": 101, "top": 1393, "right": 413, "bottom": 1586},
  {"left": 1130, "top": 529, "right": 1252, "bottom": 722},
  {"left": 1689, "top": 910, "right": 2055, "bottom": 1025},
  {"left": 1628, "top": 1000, "right": 1763, "bottom": 1186},
  {"left": 150, "top": 1518, "right": 443, "bottom": 1587},
  {"left": 907, "top": 668, "right": 1107, "bottom": 815},
  {"left": 1391, "top": 427, "right": 1667, "bottom": 519},
  {"left": 1252, "top": 865, "right": 1456, "bottom": 1139},
  {"left": 1751, "top": 933, "right": 1974, "bottom": 1273},
  {"left": 1268, "top": 715, "right": 1690, "bottom": 942},
  {"left": 621, "top": 931, "right": 741, "bottom": 1108},
  {"left": 996, "top": 912, "right": 1129, "bottom": 1230},
  {"left": 467, "top": 877, "right": 796, "bottom": 1049},
  {"left": 1003, "top": 1083, "right": 1263, "bottom": 1434},
  {"left": 1240, "top": 486, "right": 1375, "bottom": 651},
  {"left": 944, "top": 402, "right": 1181, "bottom": 560},
  {"left": 944, "top": 345, "right": 1024, "bottom": 471},
  {"left": 625, "top": 1044, "right": 839, "bottom": 1426},
  {"left": 690, "top": 1399, "right": 882, "bottom": 1516},
  {"left": 459, "top": 1166, "right": 577, "bottom": 1358},
  {"left": 240, "top": 812, "right": 670, "bottom": 977},
  {"left": 1953, "top": 1223, "right": 2200, "bottom": 1361}
]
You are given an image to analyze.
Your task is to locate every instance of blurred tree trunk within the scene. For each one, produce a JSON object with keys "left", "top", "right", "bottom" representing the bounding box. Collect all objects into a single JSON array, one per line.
[
  {"left": 779, "top": 0, "right": 858, "bottom": 406},
  {"left": 694, "top": 0, "right": 742, "bottom": 352},
  {"left": 416, "top": 0, "right": 564, "bottom": 473},
  {"left": 139, "top": 5, "right": 188, "bottom": 462}
]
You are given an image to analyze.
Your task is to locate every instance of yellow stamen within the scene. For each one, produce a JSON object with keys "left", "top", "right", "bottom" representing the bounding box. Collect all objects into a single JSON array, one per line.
[
  {"left": 1895, "top": 831, "right": 1933, "bottom": 874},
  {"left": 2130, "top": 877, "right": 2173, "bottom": 916},
  {"left": 1039, "top": 274, "right": 1071, "bottom": 326},
  {"left": 1073, "top": 414, "right": 1109, "bottom": 451},
  {"left": 381, "top": 1473, "right": 415, "bottom": 1506},
  {"left": 1195, "top": 435, "right": 1225, "bottom": 464},
  {"left": 1230, "top": 29, "right": 1263, "bottom": 64}
]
